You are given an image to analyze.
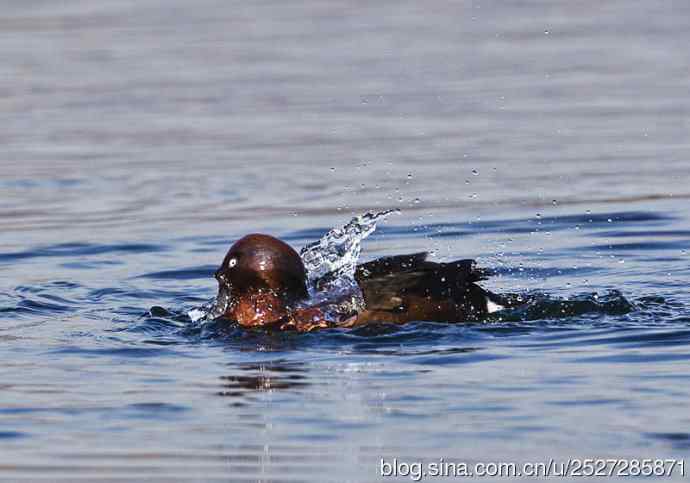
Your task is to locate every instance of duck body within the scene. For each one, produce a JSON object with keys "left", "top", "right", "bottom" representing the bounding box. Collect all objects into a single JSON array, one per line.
[
  {"left": 210, "top": 233, "right": 502, "bottom": 331},
  {"left": 352, "top": 252, "right": 498, "bottom": 326}
]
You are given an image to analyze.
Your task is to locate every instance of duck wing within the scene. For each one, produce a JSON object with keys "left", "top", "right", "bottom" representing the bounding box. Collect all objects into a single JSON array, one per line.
[{"left": 354, "top": 252, "right": 490, "bottom": 312}]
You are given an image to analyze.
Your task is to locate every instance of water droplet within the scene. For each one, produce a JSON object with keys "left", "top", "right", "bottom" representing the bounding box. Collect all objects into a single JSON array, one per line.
[
  {"left": 407, "top": 172, "right": 413, "bottom": 179},
  {"left": 300, "top": 210, "right": 394, "bottom": 295},
  {"left": 472, "top": 169, "right": 479, "bottom": 176},
  {"left": 544, "top": 29, "right": 550, "bottom": 35},
  {"left": 413, "top": 198, "right": 421, "bottom": 204},
  {"left": 586, "top": 209, "right": 591, "bottom": 214},
  {"left": 552, "top": 199, "right": 558, "bottom": 206},
  {"left": 536, "top": 213, "right": 542, "bottom": 219},
  {"left": 607, "top": 218, "right": 613, "bottom": 223},
  {"left": 465, "top": 179, "right": 470, "bottom": 185},
  {"left": 330, "top": 167, "right": 336, "bottom": 172}
]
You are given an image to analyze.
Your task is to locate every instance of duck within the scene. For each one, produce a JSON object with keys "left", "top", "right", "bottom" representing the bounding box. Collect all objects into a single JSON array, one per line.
[{"left": 208, "top": 232, "right": 504, "bottom": 332}]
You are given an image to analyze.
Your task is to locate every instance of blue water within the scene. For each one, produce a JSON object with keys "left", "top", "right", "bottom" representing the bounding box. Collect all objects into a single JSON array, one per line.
[
  {"left": 2, "top": 0, "right": 690, "bottom": 481},
  {"left": 2, "top": 205, "right": 689, "bottom": 480}
]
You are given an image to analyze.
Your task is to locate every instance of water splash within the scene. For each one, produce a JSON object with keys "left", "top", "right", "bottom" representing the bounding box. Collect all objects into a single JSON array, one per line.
[
  {"left": 300, "top": 209, "right": 397, "bottom": 292},
  {"left": 294, "top": 209, "right": 397, "bottom": 321},
  {"left": 188, "top": 307, "right": 207, "bottom": 322},
  {"left": 187, "top": 256, "right": 233, "bottom": 322},
  {"left": 188, "top": 284, "right": 230, "bottom": 323}
]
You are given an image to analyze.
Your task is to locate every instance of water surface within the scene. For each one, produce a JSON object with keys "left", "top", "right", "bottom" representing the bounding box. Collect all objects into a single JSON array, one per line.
[{"left": 1, "top": 0, "right": 690, "bottom": 481}]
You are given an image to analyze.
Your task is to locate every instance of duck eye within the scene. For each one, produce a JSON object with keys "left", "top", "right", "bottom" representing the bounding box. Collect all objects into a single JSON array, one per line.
[{"left": 227, "top": 258, "right": 238, "bottom": 269}]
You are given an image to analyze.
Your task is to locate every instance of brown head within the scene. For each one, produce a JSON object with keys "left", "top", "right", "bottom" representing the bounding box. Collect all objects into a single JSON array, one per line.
[{"left": 211, "top": 234, "right": 309, "bottom": 327}]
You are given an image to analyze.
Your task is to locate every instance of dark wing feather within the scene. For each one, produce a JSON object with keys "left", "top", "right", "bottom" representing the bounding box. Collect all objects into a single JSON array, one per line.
[
  {"left": 355, "top": 252, "right": 430, "bottom": 279},
  {"left": 355, "top": 253, "right": 489, "bottom": 312}
]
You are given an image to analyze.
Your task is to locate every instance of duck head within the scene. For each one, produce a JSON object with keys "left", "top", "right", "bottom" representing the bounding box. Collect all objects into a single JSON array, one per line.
[{"left": 209, "top": 234, "right": 309, "bottom": 327}]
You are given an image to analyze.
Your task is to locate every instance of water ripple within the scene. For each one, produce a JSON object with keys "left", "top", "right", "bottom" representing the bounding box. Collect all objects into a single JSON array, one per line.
[{"left": 0, "top": 242, "right": 167, "bottom": 263}]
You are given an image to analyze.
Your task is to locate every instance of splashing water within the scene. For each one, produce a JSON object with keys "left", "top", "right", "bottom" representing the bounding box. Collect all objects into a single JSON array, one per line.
[
  {"left": 189, "top": 284, "right": 231, "bottom": 322},
  {"left": 295, "top": 209, "right": 397, "bottom": 320},
  {"left": 188, "top": 210, "right": 396, "bottom": 323},
  {"left": 300, "top": 210, "right": 397, "bottom": 293}
]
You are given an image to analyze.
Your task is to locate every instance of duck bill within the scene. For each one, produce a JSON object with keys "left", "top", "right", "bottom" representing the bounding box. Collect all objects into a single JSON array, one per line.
[{"left": 206, "top": 282, "right": 232, "bottom": 320}]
